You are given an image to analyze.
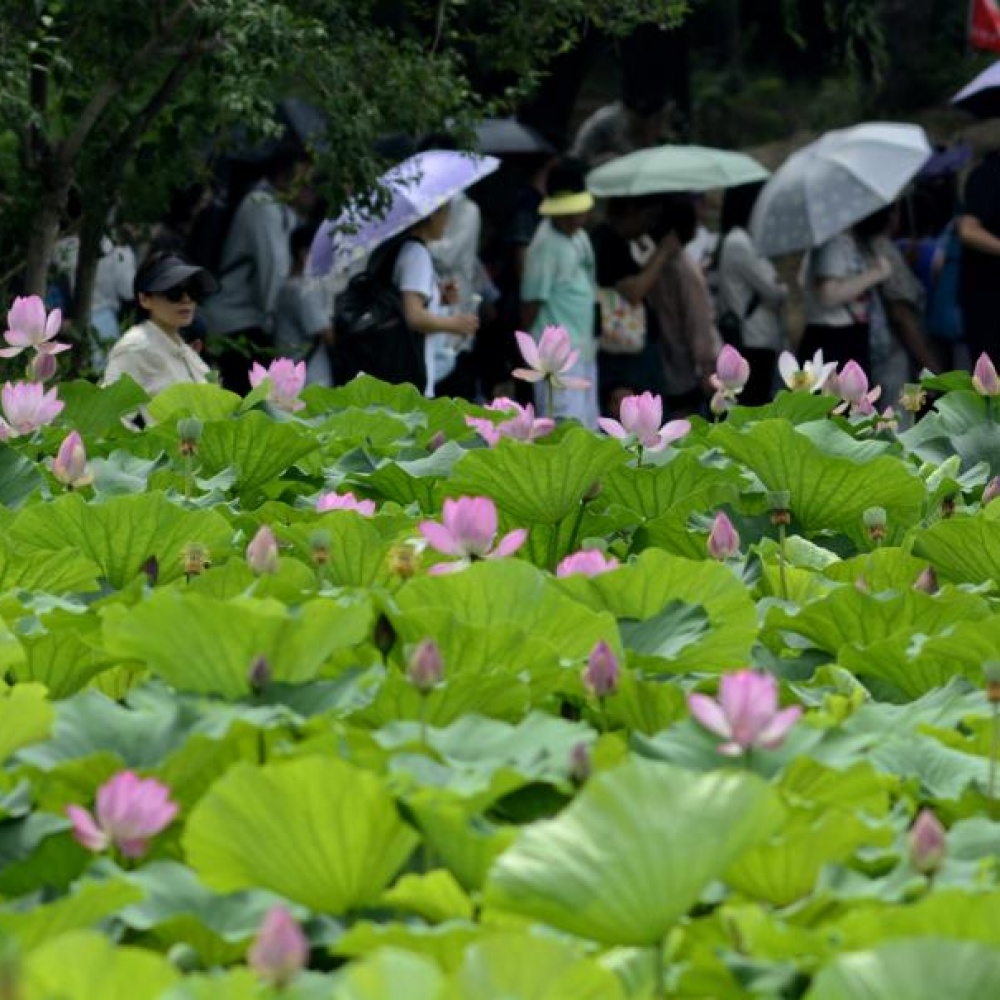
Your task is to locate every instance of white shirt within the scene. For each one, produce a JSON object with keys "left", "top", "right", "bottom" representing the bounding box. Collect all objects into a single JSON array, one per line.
[
  {"left": 716, "top": 228, "right": 787, "bottom": 350},
  {"left": 103, "top": 320, "right": 210, "bottom": 398},
  {"left": 428, "top": 192, "right": 481, "bottom": 310},
  {"left": 800, "top": 233, "right": 871, "bottom": 328}
]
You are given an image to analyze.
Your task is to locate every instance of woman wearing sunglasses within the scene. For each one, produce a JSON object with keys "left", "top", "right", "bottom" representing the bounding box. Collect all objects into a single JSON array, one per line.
[{"left": 103, "top": 251, "right": 218, "bottom": 398}]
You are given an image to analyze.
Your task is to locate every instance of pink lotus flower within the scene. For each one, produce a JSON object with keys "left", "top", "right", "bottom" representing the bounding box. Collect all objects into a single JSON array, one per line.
[
  {"left": 973, "top": 353, "right": 1000, "bottom": 397},
  {"left": 598, "top": 392, "right": 690, "bottom": 452},
  {"left": 316, "top": 490, "right": 376, "bottom": 516},
  {"left": 0, "top": 381, "right": 64, "bottom": 438},
  {"left": 27, "top": 351, "right": 58, "bottom": 383},
  {"left": 419, "top": 496, "right": 527, "bottom": 574},
  {"left": 512, "top": 326, "right": 591, "bottom": 391},
  {"left": 583, "top": 640, "right": 620, "bottom": 698},
  {"left": 246, "top": 525, "right": 279, "bottom": 575},
  {"left": 833, "top": 361, "right": 881, "bottom": 416},
  {"left": 711, "top": 345, "right": 751, "bottom": 395},
  {"left": 249, "top": 906, "right": 309, "bottom": 987},
  {"left": 778, "top": 350, "right": 836, "bottom": 393},
  {"left": 249, "top": 358, "right": 306, "bottom": 412},
  {"left": 407, "top": 638, "right": 444, "bottom": 692},
  {"left": 909, "top": 808, "right": 946, "bottom": 874},
  {"left": 52, "top": 431, "right": 93, "bottom": 489},
  {"left": 556, "top": 549, "right": 620, "bottom": 578},
  {"left": 707, "top": 511, "right": 740, "bottom": 560},
  {"left": 0, "top": 295, "right": 70, "bottom": 358},
  {"left": 466, "top": 397, "right": 556, "bottom": 447},
  {"left": 688, "top": 669, "right": 801, "bottom": 756},
  {"left": 66, "top": 771, "right": 178, "bottom": 858}
]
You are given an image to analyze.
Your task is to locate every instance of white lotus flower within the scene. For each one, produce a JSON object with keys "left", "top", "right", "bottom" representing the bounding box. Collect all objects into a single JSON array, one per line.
[{"left": 778, "top": 350, "right": 837, "bottom": 393}]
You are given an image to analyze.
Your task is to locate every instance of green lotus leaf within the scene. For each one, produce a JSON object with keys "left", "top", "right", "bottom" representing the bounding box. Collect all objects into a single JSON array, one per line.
[
  {"left": 710, "top": 419, "right": 926, "bottom": 536},
  {"left": 448, "top": 428, "right": 626, "bottom": 525},
  {"left": 821, "top": 547, "right": 933, "bottom": 591},
  {"left": 0, "top": 684, "right": 52, "bottom": 764},
  {"left": 0, "top": 539, "right": 101, "bottom": 594},
  {"left": 13, "top": 612, "right": 114, "bottom": 698},
  {"left": 147, "top": 382, "right": 241, "bottom": 423},
  {"left": 0, "top": 813, "right": 86, "bottom": 896},
  {"left": 914, "top": 515, "right": 1000, "bottom": 584},
  {"left": 91, "top": 449, "right": 163, "bottom": 497},
  {"left": 7, "top": 491, "right": 233, "bottom": 588},
  {"left": 359, "top": 443, "right": 463, "bottom": 511},
  {"left": 159, "top": 968, "right": 261, "bottom": 1000},
  {"left": 333, "top": 921, "right": 481, "bottom": 970},
  {"left": 727, "top": 390, "right": 837, "bottom": 427},
  {"left": 0, "top": 444, "right": 42, "bottom": 507},
  {"left": 381, "top": 870, "right": 474, "bottom": 922},
  {"left": 330, "top": 947, "right": 447, "bottom": 1000},
  {"left": 485, "top": 758, "right": 784, "bottom": 945},
  {"left": 21, "top": 930, "right": 178, "bottom": 1000},
  {"left": 795, "top": 419, "right": 895, "bottom": 461},
  {"left": 198, "top": 410, "right": 319, "bottom": 494},
  {"left": 602, "top": 670, "right": 687, "bottom": 736},
  {"left": 279, "top": 510, "right": 394, "bottom": 588},
  {"left": 57, "top": 375, "right": 149, "bottom": 436},
  {"left": 900, "top": 389, "right": 1000, "bottom": 473},
  {"left": 184, "top": 755, "right": 418, "bottom": 913},
  {"left": 319, "top": 406, "right": 411, "bottom": 450},
  {"left": 806, "top": 938, "right": 1000, "bottom": 1000},
  {"left": 452, "top": 933, "right": 626, "bottom": 999}
]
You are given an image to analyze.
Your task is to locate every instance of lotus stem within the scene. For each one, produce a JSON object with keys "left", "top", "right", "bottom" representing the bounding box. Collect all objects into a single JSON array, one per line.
[
  {"left": 546, "top": 378, "right": 554, "bottom": 421},
  {"left": 635, "top": 444, "right": 644, "bottom": 468},
  {"left": 183, "top": 452, "right": 193, "bottom": 502},
  {"left": 653, "top": 938, "right": 666, "bottom": 999},
  {"left": 990, "top": 700, "right": 999, "bottom": 816},
  {"left": 777, "top": 523, "right": 788, "bottom": 601}
]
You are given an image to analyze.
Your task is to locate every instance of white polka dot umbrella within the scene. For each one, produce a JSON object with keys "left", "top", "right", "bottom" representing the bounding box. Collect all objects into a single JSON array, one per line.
[{"left": 749, "top": 122, "right": 932, "bottom": 258}]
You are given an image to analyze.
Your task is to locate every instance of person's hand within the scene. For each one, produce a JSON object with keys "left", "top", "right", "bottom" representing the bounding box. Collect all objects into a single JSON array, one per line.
[
  {"left": 452, "top": 313, "right": 479, "bottom": 337},
  {"left": 872, "top": 256, "right": 892, "bottom": 283},
  {"left": 441, "top": 279, "right": 460, "bottom": 306}
]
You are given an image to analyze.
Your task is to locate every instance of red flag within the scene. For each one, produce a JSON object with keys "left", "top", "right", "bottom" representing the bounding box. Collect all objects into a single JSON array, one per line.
[{"left": 970, "top": 0, "right": 1000, "bottom": 53}]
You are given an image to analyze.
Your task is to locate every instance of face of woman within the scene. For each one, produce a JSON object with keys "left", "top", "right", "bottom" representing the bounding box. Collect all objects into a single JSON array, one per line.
[{"left": 139, "top": 284, "right": 198, "bottom": 334}]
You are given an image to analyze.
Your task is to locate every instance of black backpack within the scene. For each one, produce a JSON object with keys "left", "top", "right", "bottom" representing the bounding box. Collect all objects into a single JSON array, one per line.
[{"left": 333, "top": 238, "right": 426, "bottom": 387}]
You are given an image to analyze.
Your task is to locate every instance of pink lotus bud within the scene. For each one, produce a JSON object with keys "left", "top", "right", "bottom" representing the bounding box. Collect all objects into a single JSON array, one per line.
[
  {"left": 428, "top": 430, "right": 447, "bottom": 452},
  {"left": 707, "top": 511, "right": 740, "bottom": 560},
  {"left": 973, "top": 353, "right": 1000, "bottom": 397},
  {"left": 909, "top": 808, "right": 946, "bottom": 874},
  {"left": 556, "top": 549, "right": 620, "bottom": 578},
  {"left": 837, "top": 360, "right": 869, "bottom": 404},
  {"left": 143, "top": 555, "right": 159, "bottom": 587},
  {"left": 583, "top": 640, "right": 620, "bottom": 698},
  {"left": 407, "top": 638, "right": 443, "bottom": 693},
  {"left": 248, "top": 655, "right": 271, "bottom": 693},
  {"left": 249, "top": 906, "right": 309, "bottom": 987},
  {"left": 52, "top": 430, "right": 92, "bottom": 488},
  {"left": 714, "top": 345, "right": 751, "bottom": 393},
  {"left": 568, "top": 742, "right": 592, "bottom": 783},
  {"left": 913, "top": 566, "right": 938, "bottom": 594},
  {"left": 246, "top": 525, "right": 279, "bottom": 575},
  {"left": 27, "top": 351, "right": 57, "bottom": 383},
  {"left": 984, "top": 477, "right": 1000, "bottom": 505}
]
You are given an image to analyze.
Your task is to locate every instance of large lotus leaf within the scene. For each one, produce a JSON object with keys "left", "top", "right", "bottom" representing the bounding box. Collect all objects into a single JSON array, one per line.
[
  {"left": 103, "top": 590, "right": 370, "bottom": 697},
  {"left": 361, "top": 443, "right": 464, "bottom": 511},
  {"left": 779, "top": 759, "right": 892, "bottom": 817},
  {"left": 913, "top": 515, "right": 1000, "bottom": 584},
  {"left": 330, "top": 948, "right": 447, "bottom": 1000},
  {"left": 197, "top": 410, "right": 319, "bottom": 494},
  {"left": 333, "top": 920, "right": 482, "bottom": 970},
  {"left": 319, "top": 406, "right": 411, "bottom": 449},
  {"left": 900, "top": 389, "right": 1000, "bottom": 472},
  {"left": 448, "top": 428, "right": 626, "bottom": 524},
  {"left": 839, "top": 640, "right": 966, "bottom": 700},
  {"left": 184, "top": 755, "right": 418, "bottom": 913},
  {"left": 0, "top": 539, "right": 100, "bottom": 594},
  {"left": 393, "top": 560, "right": 617, "bottom": 664},
  {"left": 806, "top": 938, "right": 1000, "bottom": 1000},
  {"left": 452, "top": 933, "right": 626, "bottom": 1000},
  {"left": 822, "top": 547, "right": 932, "bottom": 591},
  {"left": 147, "top": 382, "right": 241, "bottom": 423},
  {"left": 710, "top": 419, "right": 926, "bottom": 535},
  {"left": 603, "top": 671, "right": 687, "bottom": 736},
  {"left": 863, "top": 733, "right": 988, "bottom": 799},
  {"left": 159, "top": 969, "right": 261, "bottom": 1000},
  {"left": 7, "top": 491, "right": 233, "bottom": 587},
  {"left": 381, "top": 870, "right": 473, "bottom": 922},
  {"left": 556, "top": 549, "right": 757, "bottom": 673},
  {"left": 913, "top": 614, "right": 1000, "bottom": 688},
  {"left": 279, "top": 510, "right": 395, "bottom": 588},
  {"left": 794, "top": 419, "right": 895, "bottom": 462},
  {"left": 0, "top": 444, "right": 42, "bottom": 507},
  {"left": 0, "top": 812, "right": 85, "bottom": 896},
  {"left": 90, "top": 449, "right": 163, "bottom": 497},
  {"left": 0, "top": 684, "right": 52, "bottom": 764},
  {"left": 0, "top": 878, "right": 142, "bottom": 950},
  {"left": 21, "top": 930, "right": 178, "bottom": 1000},
  {"left": 484, "top": 758, "right": 784, "bottom": 945},
  {"left": 727, "top": 390, "right": 837, "bottom": 427},
  {"left": 56, "top": 376, "right": 149, "bottom": 436}
]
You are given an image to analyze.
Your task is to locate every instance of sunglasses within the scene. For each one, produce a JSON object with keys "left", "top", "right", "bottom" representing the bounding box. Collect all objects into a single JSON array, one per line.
[{"left": 161, "top": 282, "right": 203, "bottom": 303}]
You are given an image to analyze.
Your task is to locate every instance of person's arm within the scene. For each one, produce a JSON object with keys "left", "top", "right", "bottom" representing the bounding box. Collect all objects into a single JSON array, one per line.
[
  {"left": 729, "top": 239, "right": 787, "bottom": 307},
  {"left": 958, "top": 215, "right": 1000, "bottom": 257},
  {"left": 816, "top": 257, "right": 891, "bottom": 308},
  {"left": 616, "top": 234, "right": 681, "bottom": 304},
  {"left": 887, "top": 298, "right": 941, "bottom": 373},
  {"left": 400, "top": 291, "right": 477, "bottom": 337}
]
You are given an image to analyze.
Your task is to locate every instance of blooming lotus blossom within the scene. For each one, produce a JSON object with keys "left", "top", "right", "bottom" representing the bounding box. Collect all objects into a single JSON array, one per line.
[
  {"left": 688, "top": 669, "right": 801, "bottom": 756},
  {"left": 778, "top": 350, "right": 836, "bottom": 393},
  {"left": 973, "top": 353, "right": 1000, "bottom": 397},
  {"left": 710, "top": 345, "right": 751, "bottom": 397},
  {"left": 583, "top": 640, "right": 620, "bottom": 698},
  {"left": 248, "top": 358, "right": 306, "bottom": 412},
  {"left": 597, "top": 392, "right": 690, "bottom": 453},
  {"left": 316, "top": 490, "right": 376, "bottom": 516},
  {"left": 1, "top": 295, "right": 70, "bottom": 358},
  {"left": 707, "top": 511, "right": 740, "bottom": 560},
  {"left": 419, "top": 496, "right": 526, "bottom": 574},
  {"left": 909, "top": 808, "right": 946, "bottom": 874},
  {"left": 0, "top": 381, "right": 64, "bottom": 438},
  {"left": 249, "top": 906, "right": 309, "bottom": 987},
  {"left": 52, "top": 431, "right": 93, "bottom": 488},
  {"left": 556, "top": 549, "right": 620, "bottom": 578},
  {"left": 66, "top": 771, "right": 178, "bottom": 858},
  {"left": 465, "top": 397, "right": 555, "bottom": 447},
  {"left": 512, "top": 326, "right": 591, "bottom": 390},
  {"left": 246, "top": 525, "right": 279, "bottom": 575},
  {"left": 407, "top": 638, "right": 444, "bottom": 692}
]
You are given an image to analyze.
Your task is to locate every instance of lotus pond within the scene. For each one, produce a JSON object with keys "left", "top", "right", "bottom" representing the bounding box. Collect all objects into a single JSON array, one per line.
[{"left": 3, "top": 330, "right": 1000, "bottom": 998}]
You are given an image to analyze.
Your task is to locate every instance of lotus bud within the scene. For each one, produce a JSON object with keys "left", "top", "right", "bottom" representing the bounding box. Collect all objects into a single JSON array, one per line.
[
  {"left": 583, "top": 640, "right": 620, "bottom": 699},
  {"left": 143, "top": 555, "right": 160, "bottom": 587},
  {"left": 913, "top": 566, "right": 938, "bottom": 594},
  {"left": 308, "top": 529, "right": 331, "bottom": 567},
  {"left": 427, "top": 430, "right": 447, "bottom": 452},
  {"left": 52, "top": 430, "right": 92, "bottom": 488},
  {"left": 973, "top": 353, "right": 1000, "bottom": 397},
  {"left": 940, "top": 494, "right": 956, "bottom": 519},
  {"left": 568, "top": 742, "right": 592, "bottom": 784},
  {"left": 387, "top": 543, "right": 420, "bottom": 579},
  {"left": 863, "top": 506, "right": 887, "bottom": 542},
  {"left": 373, "top": 614, "right": 396, "bottom": 655},
  {"left": 984, "top": 477, "right": 1000, "bottom": 506},
  {"left": 248, "top": 654, "right": 271, "bottom": 694},
  {"left": 27, "top": 350, "right": 57, "bottom": 383},
  {"left": 767, "top": 490, "right": 791, "bottom": 526},
  {"left": 249, "top": 906, "right": 308, "bottom": 987},
  {"left": 707, "top": 511, "right": 740, "bottom": 561},
  {"left": 583, "top": 479, "right": 603, "bottom": 502},
  {"left": 246, "top": 525, "right": 279, "bottom": 575},
  {"left": 875, "top": 406, "right": 898, "bottom": 434},
  {"left": 854, "top": 575, "right": 870, "bottom": 593},
  {"left": 177, "top": 417, "right": 203, "bottom": 456},
  {"left": 909, "top": 808, "right": 946, "bottom": 875},
  {"left": 899, "top": 383, "right": 927, "bottom": 414},
  {"left": 181, "top": 542, "right": 210, "bottom": 577},
  {"left": 715, "top": 345, "right": 751, "bottom": 393},
  {"left": 407, "top": 638, "right": 443, "bottom": 693},
  {"left": 985, "top": 662, "right": 1000, "bottom": 704},
  {"left": 167, "top": 943, "right": 201, "bottom": 973}
]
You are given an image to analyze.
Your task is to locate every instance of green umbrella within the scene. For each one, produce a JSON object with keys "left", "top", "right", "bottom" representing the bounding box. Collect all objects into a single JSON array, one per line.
[{"left": 586, "top": 144, "right": 770, "bottom": 197}]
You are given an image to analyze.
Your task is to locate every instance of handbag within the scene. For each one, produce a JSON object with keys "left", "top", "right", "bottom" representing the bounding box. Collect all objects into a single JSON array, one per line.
[{"left": 596, "top": 286, "right": 646, "bottom": 354}]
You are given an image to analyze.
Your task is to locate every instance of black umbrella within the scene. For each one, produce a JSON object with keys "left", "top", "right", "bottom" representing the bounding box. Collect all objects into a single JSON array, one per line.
[
  {"left": 475, "top": 118, "right": 554, "bottom": 156},
  {"left": 952, "top": 61, "right": 1000, "bottom": 119}
]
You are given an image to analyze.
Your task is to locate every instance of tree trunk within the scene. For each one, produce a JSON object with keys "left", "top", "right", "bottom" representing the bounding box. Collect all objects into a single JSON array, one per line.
[
  {"left": 74, "top": 205, "right": 106, "bottom": 332},
  {"left": 22, "top": 175, "right": 70, "bottom": 297}
]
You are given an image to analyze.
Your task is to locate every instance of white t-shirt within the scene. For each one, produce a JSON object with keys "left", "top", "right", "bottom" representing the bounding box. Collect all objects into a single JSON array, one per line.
[
  {"left": 801, "top": 233, "right": 871, "bottom": 328},
  {"left": 392, "top": 240, "right": 456, "bottom": 395}
]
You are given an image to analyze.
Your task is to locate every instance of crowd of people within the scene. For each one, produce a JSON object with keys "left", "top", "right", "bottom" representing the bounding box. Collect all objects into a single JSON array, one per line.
[{"left": 44, "top": 90, "right": 994, "bottom": 425}]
